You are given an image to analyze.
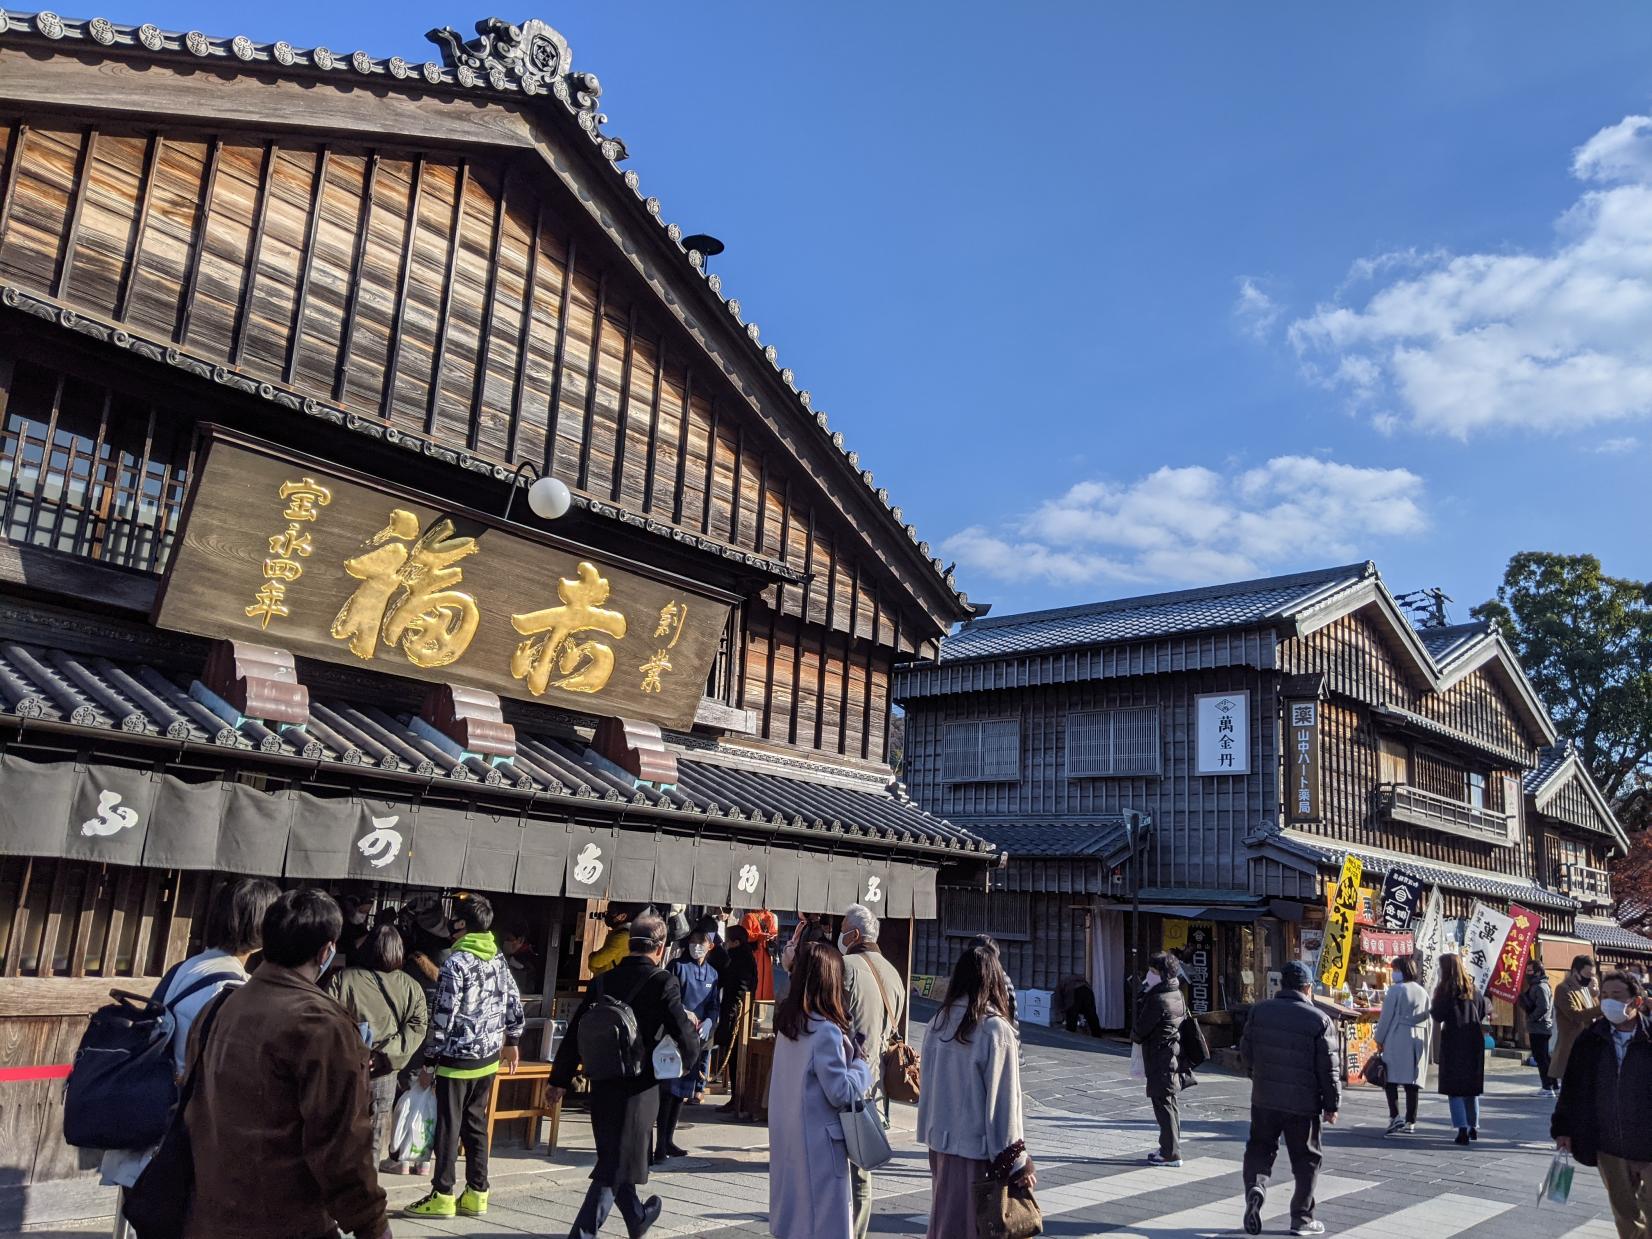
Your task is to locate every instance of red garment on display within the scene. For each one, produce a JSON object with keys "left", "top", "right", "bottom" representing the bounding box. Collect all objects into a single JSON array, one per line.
[{"left": 743, "top": 909, "right": 779, "bottom": 1001}]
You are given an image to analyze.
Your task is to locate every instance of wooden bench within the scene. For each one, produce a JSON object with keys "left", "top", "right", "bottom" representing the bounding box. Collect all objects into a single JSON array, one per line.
[{"left": 486, "top": 1061, "right": 562, "bottom": 1152}]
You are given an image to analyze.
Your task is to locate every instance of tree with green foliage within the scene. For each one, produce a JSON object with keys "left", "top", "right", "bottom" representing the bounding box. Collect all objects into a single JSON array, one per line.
[{"left": 1472, "top": 552, "right": 1652, "bottom": 823}]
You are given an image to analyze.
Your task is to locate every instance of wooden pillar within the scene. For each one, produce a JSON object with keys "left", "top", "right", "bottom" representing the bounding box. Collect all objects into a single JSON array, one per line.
[{"left": 537, "top": 896, "right": 565, "bottom": 1060}]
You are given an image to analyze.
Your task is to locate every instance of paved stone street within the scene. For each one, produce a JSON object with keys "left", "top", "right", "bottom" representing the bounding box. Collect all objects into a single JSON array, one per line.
[{"left": 9, "top": 1011, "right": 1617, "bottom": 1239}]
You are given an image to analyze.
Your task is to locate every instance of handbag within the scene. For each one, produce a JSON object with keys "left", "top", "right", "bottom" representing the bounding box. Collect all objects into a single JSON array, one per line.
[
  {"left": 652, "top": 1033, "right": 684, "bottom": 1081},
  {"left": 122, "top": 990, "right": 230, "bottom": 1239},
  {"left": 839, "top": 1097, "right": 893, "bottom": 1171},
  {"left": 972, "top": 1144, "right": 1042, "bottom": 1239},
  {"left": 1362, "top": 1051, "right": 1390, "bottom": 1087},
  {"left": 865, "top": 959, "right": 922, "bottom": 1103},
  {"left": 1180, "top": 1016, "right": 1210, "bottom": 1071}
]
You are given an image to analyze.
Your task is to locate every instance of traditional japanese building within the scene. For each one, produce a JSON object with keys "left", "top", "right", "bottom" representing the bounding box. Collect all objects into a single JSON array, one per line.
[
  {"left": 0, "top": 9, "right": 992, "bottom": 1219},
  {"left": 895, "top": 562, "right": 1613, "bottom": 1037}
]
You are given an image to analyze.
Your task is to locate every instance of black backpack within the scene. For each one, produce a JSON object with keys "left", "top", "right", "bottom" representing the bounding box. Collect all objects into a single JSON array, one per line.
[
  {"left": 63, "top": 965, "right": 239, "bottom": 1150},
  {"left": 576, "top": 968, "right": 665, "bottom": 1084}
]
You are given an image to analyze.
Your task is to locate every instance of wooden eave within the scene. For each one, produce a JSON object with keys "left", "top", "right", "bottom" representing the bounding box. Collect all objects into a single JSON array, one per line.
[
  {"left": 0, "top": 11, "right": 973, "bottom": 639},
  {"left": 1287, "top": 577, "right": 1438, "bottom": 691},
  {"left": 1431, "top": 629, "right": 1560, "bottom": 749},
  {"left": 1529, "top": 751, "right": 1629, "bottom": 854}
]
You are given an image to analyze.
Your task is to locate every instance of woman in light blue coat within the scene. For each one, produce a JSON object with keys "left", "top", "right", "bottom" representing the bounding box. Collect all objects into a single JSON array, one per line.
[
  {"left": 1373, "top": 954, "right": 1431, "bottom": 1135},
  {"left": 767, "top": 942, "right": 874, "bottom": 1239}
]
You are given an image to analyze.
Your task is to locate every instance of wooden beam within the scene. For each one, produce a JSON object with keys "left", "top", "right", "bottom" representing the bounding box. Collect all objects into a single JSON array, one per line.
[
  {"left": 671, "top": 367, "right": 693, "bottom": 525},
  {"left": 0, "top": 974, "right": 167, "bottom": 1018},
  {"left": 114, "top": 132, "right": 159, "bottom": 322},
  {"left": 283, "top": 146, "right": 332, "bottom": 385},
  {"left": 0, "top": 122, "right": 29, "bottom": 260},
  {"left": 2, "top": 858, "right": 33, "bottom": 978},
  {"left": 51, "top": 127, "right": 96, "bottom": 302},
  {"left": 380, "top": 154, "right": 427, "bottom": 421},
  {"left": 468, "top": 163, "right": 512, "bottom": 452},
  {"left": 425, "top": 159, "right": 472, "bottom": 436},
  {"left": 174, "top": 135, "right": 223, "bottom": 346},
  {"left": 575, "top": 269, "right": 607, "bottom": 491},
  {"left": 332, "top": 150, "right": 381, "bottom": 404},
  {"left": 640, "top": 331, "right": 665, "bottom": 514},
  {"left": 729, "top": 425, "right": 744, "bottom": 546},
  {"left": 609, "top": 300, "right": 638, "bottom": 502},
  {"left": 505, "top": 199, "right": 544, "bottom": 465},
  {"left": 543, "top": 234, "right": 576, "bottom": 474},
  {"left": 228, "top": 140, "right": 279, "bottom": 368}
]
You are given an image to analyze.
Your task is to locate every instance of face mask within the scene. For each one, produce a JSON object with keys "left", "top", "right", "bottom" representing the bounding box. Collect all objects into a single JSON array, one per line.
[
  {"left": 690, "top": 944, "right": 708, "bottom": 962},
  {"left": 1603, "top": 999, "right": 1633, "bottom": 1024},
  {"left": 316, "top": 942, "right": 337, "bottom": 980},
  {"left": 838, "top": 933, "right": 853, "bottom": 954},
  {"left": 1145, "top": 970, "right": 1162, "bottom": 989}
]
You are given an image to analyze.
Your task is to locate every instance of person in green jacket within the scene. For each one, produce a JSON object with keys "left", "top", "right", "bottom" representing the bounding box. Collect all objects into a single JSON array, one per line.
[{"left": 328, "top": 922, "right": 429, "bottom": 1171}]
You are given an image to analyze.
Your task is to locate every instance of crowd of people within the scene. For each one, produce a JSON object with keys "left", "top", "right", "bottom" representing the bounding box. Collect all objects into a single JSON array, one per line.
[{"left": 84, "top": 876, "right": 1652, "bottom": 1239}]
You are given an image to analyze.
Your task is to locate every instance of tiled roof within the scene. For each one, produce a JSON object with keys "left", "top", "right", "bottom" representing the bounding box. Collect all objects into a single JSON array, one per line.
[
  {"left": 1575, "top": 919, "right": 1652, "bottom": 957},
  {"left": 1268, "top": 833, "right": 1579, "bottom": 913},
  {"left": 1525, "top": 744, "right": 1573, "bottom": 794},
  {"left": 940, "top": 563, "right": 1374, "bottom": 662},
  {"left": 959, "top": 819, "right": 1137, "bottom": 862},
  {"left": 0, "top": 639, "right": 986, "bottom": 855},
  {"left": 1416, "top": 622, "right": 1489, "bottom": 665}
]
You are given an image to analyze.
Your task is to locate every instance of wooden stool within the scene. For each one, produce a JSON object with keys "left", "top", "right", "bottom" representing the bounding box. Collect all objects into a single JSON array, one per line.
[{"left": 486, "top": 1061, "right": 562, "bottom": 1152}]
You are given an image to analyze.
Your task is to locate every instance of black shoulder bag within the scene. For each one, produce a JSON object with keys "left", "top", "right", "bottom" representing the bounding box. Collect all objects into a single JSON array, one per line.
[{"left": 123, "top": 988, "right": 230, "bottom": 1239}]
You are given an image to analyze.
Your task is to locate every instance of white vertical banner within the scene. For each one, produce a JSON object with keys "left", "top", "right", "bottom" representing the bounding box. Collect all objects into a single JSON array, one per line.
[
  {"left": 1414, "top": 887, "right": 1445, "bottom": 995},
  {"left": 1461, "top": 902, "right": 1516, "bottom": 996},
  {"left": 1195, "top": 691, "right": 1250, "bottom": 775}
]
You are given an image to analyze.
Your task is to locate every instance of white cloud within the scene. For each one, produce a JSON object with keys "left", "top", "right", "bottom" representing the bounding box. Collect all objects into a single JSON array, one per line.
[
  {"left": 1234, "top": 277, "right": 1281, "bottom": 338},
  {"left": 1590, "top": 435, "right": 1641, "bottom": 454},
  {"left": 1289, "top": 112, "right": 1652, "bottom": 439},
  {"left": 943, "top": 456, "right": 1426, "bottom": 588}
]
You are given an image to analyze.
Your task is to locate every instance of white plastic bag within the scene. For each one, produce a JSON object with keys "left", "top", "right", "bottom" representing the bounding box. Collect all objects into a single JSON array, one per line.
[
  {"left": 390, "top": 1082, "right": 437, "bottom": 1164},
  {"left": 653, "top": 1035, "right": 683, "bottom": 1081},
  {"left": 1129, "top": 1042, "right": 1146, "bottom": 1082},
  {"left": 1538, "top": 1149, "right": 1574, "bottom": 1207}
]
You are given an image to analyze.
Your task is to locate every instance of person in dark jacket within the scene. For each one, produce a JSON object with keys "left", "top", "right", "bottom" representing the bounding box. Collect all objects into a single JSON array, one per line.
[
  {"left": 1133, "top": 951, "right": 1189, "bottom": 1167},
  {"left": 1520, "top": 961, "right": 1559, "bottom": 1095},
  {"left": 1432, "top": 952, "right": 1489, "bottom": 1145},
  {"left": 1553, "top": 971, "right": 1652, "bottom": 1239},
  {"left": 714, "top": 923, "right": 760, "bottom": 1113},
  {"left": 551, "top": 913, "right": 698, "bottom": 1239},
  {"left": 1238, "top": 960, "right": 1340, "bottom": 1238}
]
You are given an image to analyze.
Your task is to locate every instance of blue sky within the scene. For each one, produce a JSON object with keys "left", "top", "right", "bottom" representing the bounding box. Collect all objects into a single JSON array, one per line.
[{"left": 111, "top": 1, "right": 1652, "bottom": 620}]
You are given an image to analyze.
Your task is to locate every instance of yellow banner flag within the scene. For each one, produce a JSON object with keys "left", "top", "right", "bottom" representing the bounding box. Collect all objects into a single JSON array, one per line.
[{"left": 1318, "top": 855, "right": 1364, "bottom": 991}]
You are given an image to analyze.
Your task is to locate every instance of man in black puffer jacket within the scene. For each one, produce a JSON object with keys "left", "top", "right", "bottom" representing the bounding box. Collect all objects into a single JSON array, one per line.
[
  {"left": 1552, "top": 972, "right": 1652, "bottom": 1239},
  {"left": 1239, "top": 961, "right": 1340, "bottom": 1238}
]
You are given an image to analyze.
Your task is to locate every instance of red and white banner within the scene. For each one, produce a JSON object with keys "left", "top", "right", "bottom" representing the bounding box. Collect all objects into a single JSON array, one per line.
[
  {"left": 1487, "top": 904, "right": 1540, "bottom": 1003},
  {"left": 1360, "top": 928, "right": 1415, "bottom": 959}
]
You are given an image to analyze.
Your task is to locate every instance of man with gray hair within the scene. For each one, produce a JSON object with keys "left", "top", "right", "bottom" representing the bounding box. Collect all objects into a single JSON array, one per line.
[
  {"left": 839, "top": 902, "right": 907, "bottom": 1239},
  {"left": 550, "top": 912, "right": 698, "bottom": 1238}
]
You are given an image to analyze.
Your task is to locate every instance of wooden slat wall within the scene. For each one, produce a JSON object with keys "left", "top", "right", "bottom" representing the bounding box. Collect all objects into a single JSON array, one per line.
[
  {"left": 1540, "top": 776, "right": 1616, "bottom": 838},
  {"left": 901, "top": 670, "right": 1275, "bottom": 893},
  {"left": 914, "top": 892, "right": 1090, "bottom": 992},
  {"left": 0, "top": 116, "right": 929, "bottom": 767}
]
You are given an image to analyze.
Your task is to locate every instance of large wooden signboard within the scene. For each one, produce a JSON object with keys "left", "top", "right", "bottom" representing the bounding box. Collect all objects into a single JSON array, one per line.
[{"left": 155, "top": 432, "right": 733, "bottom": 730}]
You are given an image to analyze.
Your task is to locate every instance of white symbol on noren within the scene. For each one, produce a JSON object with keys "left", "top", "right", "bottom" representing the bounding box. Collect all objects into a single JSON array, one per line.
[
  {"left": 736, "top": 864, "right": 760, "bottom": 894},
  {"left": 573, "top": 843, "right": 604, "bottom": 885},
  {"left": 356, "top": 815, "right": 403, "bottom": 868},
  {"left": 864, "top": 876, "right": 883, "bottom": 904},
  {"left": 80, "top": 789, "right": 139, "bottom": 837}
]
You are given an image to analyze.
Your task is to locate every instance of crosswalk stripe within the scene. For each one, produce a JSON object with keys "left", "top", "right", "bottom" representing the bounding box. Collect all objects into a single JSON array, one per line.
[
  {"left": 1558, "top": 1220, "right": 1620, "bottom": 1239},
  {"left": 1328, "top": 1192, "right": 1514, "bottom": 1239},
  {"left": 1108, "top": 1173, "right": 1376, "bottom": 1236},
  {"left": 1040, "top": 1158, "right": 1244, "bottom": 1217}
]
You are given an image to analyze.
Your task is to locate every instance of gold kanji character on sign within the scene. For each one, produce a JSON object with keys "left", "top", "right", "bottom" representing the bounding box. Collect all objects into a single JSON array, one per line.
[
  {"left": 330, "top": 508, "right": 481, "bottom": 668},
  {"left": 245, "top": 581, "right": 289, "bottom": 628},
  {"left": 268, "top": 524, "right": 314, "bottom": 559},
  {"left": 278, "top": 478, "right": 332, "bottom": 522},
  {"left": 510, "top": 561, "right": 628, "bottom": 696},
  {"left": 262, "top": 558, "right": 305, "bottom": 581},
  {"left": 640, "top": 600, "right": 689, "bottom": 693}
]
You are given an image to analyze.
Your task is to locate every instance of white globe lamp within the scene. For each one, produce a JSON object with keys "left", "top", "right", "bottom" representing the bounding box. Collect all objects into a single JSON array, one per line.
[{"left": 527, "top": 475, "right": 572, "bottom": 520}]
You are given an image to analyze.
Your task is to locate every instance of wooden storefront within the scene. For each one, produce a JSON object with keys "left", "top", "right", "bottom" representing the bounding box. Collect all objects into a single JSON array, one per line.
[{"left": 0, "top": 9, "right": 994, "bottom": 1224}]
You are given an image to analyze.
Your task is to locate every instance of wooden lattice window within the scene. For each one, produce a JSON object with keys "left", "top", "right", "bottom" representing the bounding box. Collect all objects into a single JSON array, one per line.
[
  {"left": 1067, "top": 707, "right": 1161, "bottom": 777},
  {"left": 940, "top": 888, "right": 1031, "bottom": 941},
  {"left": 942, "top": 719, "right": 1020, "bottom": 783}
]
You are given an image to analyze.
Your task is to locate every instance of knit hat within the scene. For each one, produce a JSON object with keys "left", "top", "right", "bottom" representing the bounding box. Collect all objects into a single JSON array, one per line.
[{"left": 1281, "top": 960, "right": 1313, "bottom": 991}]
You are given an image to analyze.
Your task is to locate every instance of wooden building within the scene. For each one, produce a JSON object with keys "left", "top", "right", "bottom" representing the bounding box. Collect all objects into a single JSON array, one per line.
[
  {"left": 895, "top": 562, "right": 1609, "bottom": 1030},
  {"left": 0, "top": 9, "right": 992, "bottom": 1222}
]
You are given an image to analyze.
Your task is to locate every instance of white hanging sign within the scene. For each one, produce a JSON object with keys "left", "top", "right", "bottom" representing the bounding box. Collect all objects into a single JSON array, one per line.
[{"left": 1195, "top": 691, "right": 1250, "bottom": 775}]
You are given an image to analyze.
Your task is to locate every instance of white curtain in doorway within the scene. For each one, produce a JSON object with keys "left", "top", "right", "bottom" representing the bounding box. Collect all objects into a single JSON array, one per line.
[{"left": 1091, "top": 909, "right": 1126, "bottom": 1028}]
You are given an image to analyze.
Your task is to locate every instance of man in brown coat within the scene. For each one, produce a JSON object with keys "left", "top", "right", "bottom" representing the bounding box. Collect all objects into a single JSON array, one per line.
[
  {"left": 182, "top": 888, "right": 390, "bottom": 1239},
  {"left": 1552, "top": 953, "right": 1600, "bottom": 1082}
]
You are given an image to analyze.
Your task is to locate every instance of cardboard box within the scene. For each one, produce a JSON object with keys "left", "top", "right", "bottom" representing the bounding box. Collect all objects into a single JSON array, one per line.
[{"left": 1018, "top": 988, "right": 1053, "bottom": 1027}]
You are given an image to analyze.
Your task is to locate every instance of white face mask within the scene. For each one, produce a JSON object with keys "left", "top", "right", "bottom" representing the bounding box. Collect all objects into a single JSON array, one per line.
[
  {"left": 838, "top": 933, "right": 853, "bottom": 954},
  {"left": 316, "top": 942, "right": 337, "bottom": 980},
  {"left": 1603, "top": 998, "right": 1633, "bottom": 1025},
  {"left": 1145, "top": 970, "right": 1162, "bottom": 989},
  {"left": 690, "top": 944, "right": 708, "bottom": 962}
]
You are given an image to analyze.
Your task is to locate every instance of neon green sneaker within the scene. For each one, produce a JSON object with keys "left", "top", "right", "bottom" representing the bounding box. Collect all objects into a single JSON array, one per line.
[
  {"left": 404, "top": 1191, "right": 457, "bottom": 1218},
  {"left": 457, "top": 1188, "right": 489, "bottom": 1216}
]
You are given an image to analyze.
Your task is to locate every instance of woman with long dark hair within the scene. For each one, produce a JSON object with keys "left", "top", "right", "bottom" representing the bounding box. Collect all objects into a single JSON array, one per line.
[
  {"left": 917, "top": 936, "right": 1033, "bottom": 1238},
  {"left": 767, "top": 942, "right": 873, "bottom": 1239},
  {"left": 1432, "top": 952, "right": 1489, "bottom": 1145},
  {"left": 328, "top": 921, "right": 429, "bottom": 1170}
]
